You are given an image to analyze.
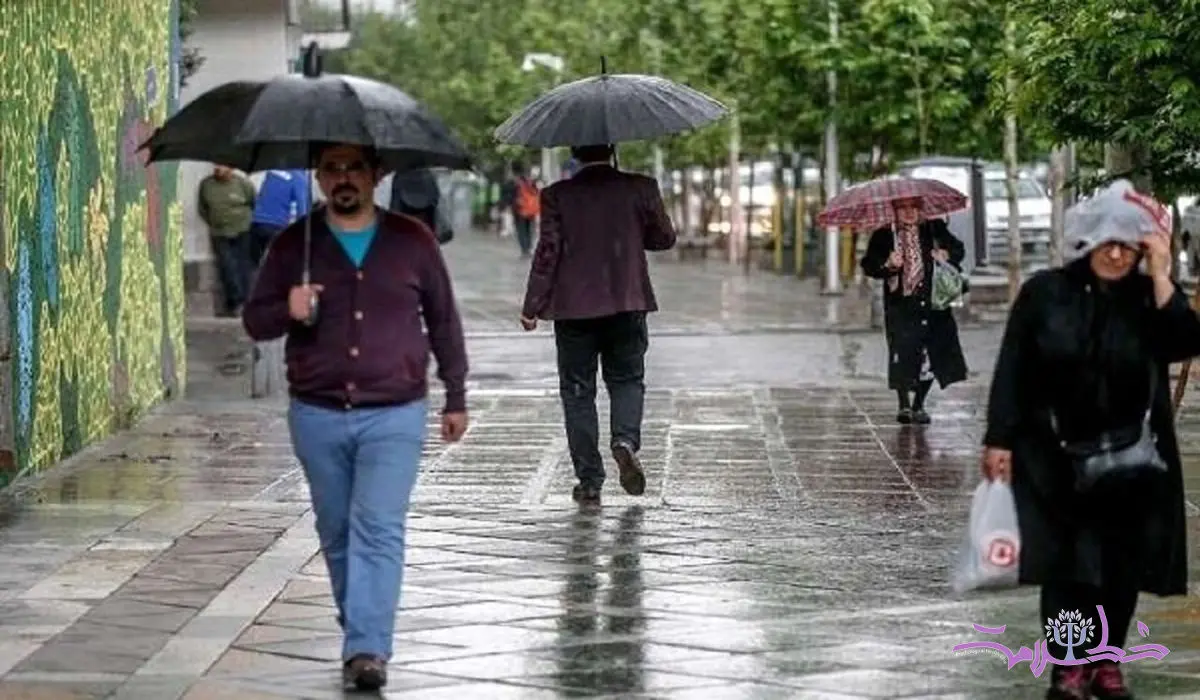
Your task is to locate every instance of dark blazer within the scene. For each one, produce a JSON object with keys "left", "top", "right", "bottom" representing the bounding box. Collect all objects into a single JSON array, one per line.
[{"left": 521, "top": 165, "right": 677, "bottom": 320}]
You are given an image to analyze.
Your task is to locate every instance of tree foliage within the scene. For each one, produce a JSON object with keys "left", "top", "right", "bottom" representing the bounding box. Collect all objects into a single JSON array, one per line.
[
  {"left": 330, "top": 0, "right": 1191, "bottom": 185},
  {"left": 1007, "top": 0, "right": 1200, "bottom": 197}
]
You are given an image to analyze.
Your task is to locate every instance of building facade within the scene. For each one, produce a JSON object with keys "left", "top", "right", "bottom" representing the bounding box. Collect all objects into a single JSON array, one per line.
[
  {"left": 180, "top": 0, "right": 303, "bottom": 313},
  {"left": 0, "top": 1, "right": 187, "bottom": 483}
]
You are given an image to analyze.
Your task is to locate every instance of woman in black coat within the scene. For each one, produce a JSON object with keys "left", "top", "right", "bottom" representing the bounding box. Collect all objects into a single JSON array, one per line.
[
  {"left": 981, "top": 192, "right": 1200, "bottom": 699},
  {"left": 860, "top": 197, "right": 968, "bottom": 423}
]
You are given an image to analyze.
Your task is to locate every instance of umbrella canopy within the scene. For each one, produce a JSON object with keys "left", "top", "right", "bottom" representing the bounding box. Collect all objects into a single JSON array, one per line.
[
  {"left": 817, "top": 177, "right": 968, "bottom": 229},
  {"left": 494, "top": 72, "right": 728, "bottom": 147},
  {"left": 139, "top": 71, "right": 471, "bottom": 173}
]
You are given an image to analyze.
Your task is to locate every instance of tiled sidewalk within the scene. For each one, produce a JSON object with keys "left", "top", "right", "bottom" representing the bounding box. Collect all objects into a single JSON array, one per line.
[{"left": 3, "top": 235, "right": 1200, "bottom": 698}]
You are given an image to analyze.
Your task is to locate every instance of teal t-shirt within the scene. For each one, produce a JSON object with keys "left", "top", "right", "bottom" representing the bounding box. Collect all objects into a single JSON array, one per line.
[{"left": 330, "top": 219, "right": 378, "bottom": 268}]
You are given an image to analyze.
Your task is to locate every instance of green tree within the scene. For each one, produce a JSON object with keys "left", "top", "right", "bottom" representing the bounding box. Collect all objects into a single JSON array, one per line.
[
  {"left": 1008, "top": 0, "right": 1200, "bottom": 198},
  {"left": 179, "top": 0, "right": 204, "bottom": 87}
]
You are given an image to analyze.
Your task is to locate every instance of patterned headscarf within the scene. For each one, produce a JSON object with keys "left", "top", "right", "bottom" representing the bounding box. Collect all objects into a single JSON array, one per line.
[{"left": 890, "top": 199, "right": 924, "bottom": 295}]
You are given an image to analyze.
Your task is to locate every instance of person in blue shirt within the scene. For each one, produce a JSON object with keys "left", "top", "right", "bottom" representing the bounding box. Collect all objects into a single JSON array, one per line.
[{"left": 248, "top": 169, "right": 312, "bottom": 268}]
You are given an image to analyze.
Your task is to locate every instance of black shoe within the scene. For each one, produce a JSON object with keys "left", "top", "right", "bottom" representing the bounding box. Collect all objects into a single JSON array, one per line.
[
  {"left": 896, "top": 409, "right": 913, "bottom": 424},
  {"left": 572, "top": 483, "right": 602, "bottom": 506},
  {"left": 343, "top": 654, "right": 387, "bottom": 691},
  {"left": 912, "top": 408, "right": 931, "bottom": 424},
  {"left": 611, "top": 441, "right": 646, "bottom": 496}
]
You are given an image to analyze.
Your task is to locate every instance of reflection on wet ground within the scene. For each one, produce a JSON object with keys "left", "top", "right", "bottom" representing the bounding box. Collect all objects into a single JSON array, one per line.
[{"left": 2, "top": 236, "right": 1200, "bottom": 698}]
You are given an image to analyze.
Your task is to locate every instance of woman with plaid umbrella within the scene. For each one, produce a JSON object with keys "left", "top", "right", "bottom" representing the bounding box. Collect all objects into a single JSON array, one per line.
[{"left": 858, "top": 195, "right": 969, "bottom": 423}]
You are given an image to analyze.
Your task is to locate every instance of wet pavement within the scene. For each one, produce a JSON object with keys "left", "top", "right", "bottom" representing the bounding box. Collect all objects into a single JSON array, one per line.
[{"left": 4, "top": 232, "right": 1200, "bottom": 698}]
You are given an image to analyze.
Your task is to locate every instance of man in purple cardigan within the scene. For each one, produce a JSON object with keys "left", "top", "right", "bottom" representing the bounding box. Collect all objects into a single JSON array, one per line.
[
  {"left": 242, "top": 143, "right": 468, "bottom": 692},
  {"left": 519, "top": 144, "right": 677, "bottom": 506}
]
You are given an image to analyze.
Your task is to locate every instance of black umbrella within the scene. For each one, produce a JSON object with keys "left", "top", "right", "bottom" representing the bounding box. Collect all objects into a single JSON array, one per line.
[
  {"left": 139, "top": 45, "right": 471, "bottom": 173},
  {"left": 494, "top": 58, "right": 728, "bottom": 148},
  {"left": 139, "top": 45, "right": 472, "bottom": 325}
]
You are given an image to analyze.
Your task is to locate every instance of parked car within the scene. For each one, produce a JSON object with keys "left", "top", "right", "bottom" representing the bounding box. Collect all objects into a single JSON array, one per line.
[{"left": 897, "top": 156, "right": 1052, "bottom": 270}]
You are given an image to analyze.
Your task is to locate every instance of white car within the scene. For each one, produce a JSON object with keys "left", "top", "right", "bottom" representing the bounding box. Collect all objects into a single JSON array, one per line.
[{"left": 898, "top": 159, "right": 1051, "bottom": 269}]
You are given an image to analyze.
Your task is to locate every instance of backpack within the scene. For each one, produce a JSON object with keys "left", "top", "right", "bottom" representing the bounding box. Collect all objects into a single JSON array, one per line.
[{"left": 515, "top": 177, "right": 540, "bottom": 219}]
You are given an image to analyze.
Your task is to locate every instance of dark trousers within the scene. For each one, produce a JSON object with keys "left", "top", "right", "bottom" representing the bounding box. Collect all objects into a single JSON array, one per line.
[
  {"left": 248, "top": 222, "right": 283, "bottom": 269},
  {"left": 211, "top": 233, "right": 250, "bottom": 313},
  {"left": 1040, "top": 581, "right": 1138, "bottom": 661},
  {"left": 515, "top": 216, "right": 534, "bottom": 255},
  {"left": 554, "top": 312, "right": 648, "bottom": 488}
]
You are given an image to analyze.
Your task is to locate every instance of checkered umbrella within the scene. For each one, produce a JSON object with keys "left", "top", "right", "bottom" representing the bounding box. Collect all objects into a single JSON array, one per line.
[{"left": 817, "top": 177, "right": 968, "bottom": 229}]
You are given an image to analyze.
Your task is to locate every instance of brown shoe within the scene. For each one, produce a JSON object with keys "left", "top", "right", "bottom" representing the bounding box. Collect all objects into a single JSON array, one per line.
[
  {"left": 343, "top": 654, "right": 387, "bottom": 691},
  {"left": 611, "top": 441, "right": 646, "bottom": 496}
]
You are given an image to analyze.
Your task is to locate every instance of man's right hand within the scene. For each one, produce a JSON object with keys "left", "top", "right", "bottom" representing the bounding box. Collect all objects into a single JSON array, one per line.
[
  {"left": 981, "top": 447, "right": 1013, "bottom": 482},
  {"left": 288, "top": 284, "right": 323, "bottom": 321},
  {"left": 886, "top": 250, "right": 903, "bottom": 270}
]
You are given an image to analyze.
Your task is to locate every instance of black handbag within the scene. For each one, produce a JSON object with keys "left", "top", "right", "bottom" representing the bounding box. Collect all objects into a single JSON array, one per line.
[{"left": 1049, "top": 365, "right": 1167, "bottom": 492}]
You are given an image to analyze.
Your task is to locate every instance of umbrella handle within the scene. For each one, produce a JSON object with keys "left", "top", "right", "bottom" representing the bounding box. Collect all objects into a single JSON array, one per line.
[{"left": 300, "top": 202, "right": 319, "bottom": 326}]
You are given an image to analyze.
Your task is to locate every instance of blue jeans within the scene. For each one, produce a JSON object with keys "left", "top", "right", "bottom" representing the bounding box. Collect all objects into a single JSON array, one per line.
[{"left": 287, "top": 399, "right": 428, "bottom": 661}]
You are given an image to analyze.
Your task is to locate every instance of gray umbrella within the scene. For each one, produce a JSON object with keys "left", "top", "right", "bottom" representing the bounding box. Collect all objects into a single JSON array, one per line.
[
  {"left": 495, "top": 61, "right": 728, "bottom": 147},
  {"left": 139, "top": 46, "right": 471, "bottom": 173}
]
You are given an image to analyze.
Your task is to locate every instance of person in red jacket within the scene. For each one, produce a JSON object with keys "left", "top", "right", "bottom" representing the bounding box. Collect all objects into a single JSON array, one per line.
[{"left": 242, "top": 143, "right": 468, "bottom": 692}]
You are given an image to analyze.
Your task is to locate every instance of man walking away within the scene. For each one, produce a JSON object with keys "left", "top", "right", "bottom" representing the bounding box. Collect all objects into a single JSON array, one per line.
[
  {"left": 500, "top": 161, "right": 540, "bottom": 257},
  {"left": 198, "top": 164, "right": 256, "bottom": 315},
  {"left": 242, "top": 143, "right": 469, "bottom": 691},
  {"left": 519, "top": 144, "right": 677, "bottom": 507},
  {"left": 248, "top": 168, "right": 311, "bottom": 268}
]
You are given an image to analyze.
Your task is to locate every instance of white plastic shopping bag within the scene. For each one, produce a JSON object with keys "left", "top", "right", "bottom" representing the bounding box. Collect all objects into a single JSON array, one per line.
[{"left": 951, "top": 480, "right": 1021, "bottom": 593}]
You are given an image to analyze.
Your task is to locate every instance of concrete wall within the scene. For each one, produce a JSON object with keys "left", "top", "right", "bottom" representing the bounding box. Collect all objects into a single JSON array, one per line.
[
  {"left": 179, "top": 0, "right": 298, "bottom": 313},
  {"left": 0, "top": 1, "right": 186, "bottom": 484}
]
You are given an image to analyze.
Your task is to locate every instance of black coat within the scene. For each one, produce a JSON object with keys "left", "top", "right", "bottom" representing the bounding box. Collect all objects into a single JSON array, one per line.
[
  {"left": 984, "top": 260, "right": 1200, "bottom": 595},
  {"left": 861, "top": 219, "right": 968, "bottom": 390}
]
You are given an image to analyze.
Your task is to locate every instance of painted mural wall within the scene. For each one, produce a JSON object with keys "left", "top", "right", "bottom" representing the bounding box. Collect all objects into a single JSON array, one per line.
[{"left": 0, "top": 1, "right": 186, "bottom": 485}]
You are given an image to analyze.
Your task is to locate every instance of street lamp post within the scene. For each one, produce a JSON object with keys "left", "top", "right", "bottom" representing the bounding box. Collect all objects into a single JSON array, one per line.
[
  {"left": 522, "top": 53, "right": 565, "bottom": 182},
  {"left": 822, "top": 0, "right": 843, "bottom": 295}
]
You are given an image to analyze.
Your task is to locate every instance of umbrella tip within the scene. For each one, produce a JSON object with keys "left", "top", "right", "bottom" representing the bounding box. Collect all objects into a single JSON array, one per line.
[{"left": 302, "top": 42, "right": 323, "bottom": 78}]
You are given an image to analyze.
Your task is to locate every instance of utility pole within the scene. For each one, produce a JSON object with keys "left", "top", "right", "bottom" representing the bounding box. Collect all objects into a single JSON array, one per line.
[
  {"left": 647, "top": 32, "right": 666, "bottom": 191},
  {"left": 521, "top": 53, "right": 565, "bottom": 182},
  {"left": 822, "top": 0, "right": 842, "bottom": 294}
]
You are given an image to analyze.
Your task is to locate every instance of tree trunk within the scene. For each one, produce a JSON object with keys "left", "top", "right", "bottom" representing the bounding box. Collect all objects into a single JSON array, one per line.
[
  {"left": 1104, "top": 143, "right": 1152, "bottom": 193},
  {"left": 728, "top": 106, "right": 743, "bottom": 265},
  {"left": 913, "top": 71, "right": 928, "bottom": 157},
  {"left": 680, "top": 168, "right": 694, "bottom": 237},
  {"left": 1049, "top": 146, "right": 1068, "bottom": 267},
  {"left": 1003, "top": 19, "right": 1022, "bottom": 301}
]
